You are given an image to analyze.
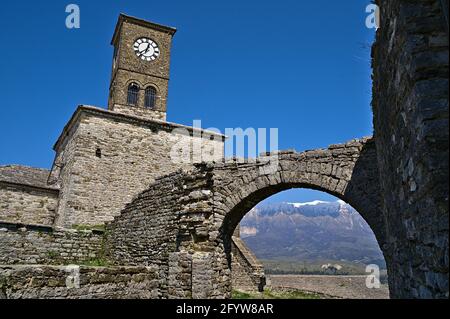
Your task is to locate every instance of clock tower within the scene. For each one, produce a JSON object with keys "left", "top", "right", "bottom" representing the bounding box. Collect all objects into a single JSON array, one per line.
[{"left": 108, "top": 14, "right": 177, "bottom": 121}]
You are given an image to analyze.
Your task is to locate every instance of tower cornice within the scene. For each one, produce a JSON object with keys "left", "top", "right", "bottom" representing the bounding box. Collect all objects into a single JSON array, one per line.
[
  {"left": 53, "top": 105, "right": 226, "bottom": 152},
  {"left": 111, "top": 14, "right": 177, "bottom": 46}
]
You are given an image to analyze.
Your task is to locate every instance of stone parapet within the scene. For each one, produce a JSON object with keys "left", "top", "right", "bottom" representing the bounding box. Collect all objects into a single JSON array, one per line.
[
  {"left": 0, "top": 265, "right": 162, "bottom": 299},
  {"left": 0, "top": 222, "right": 103, "bottom": 265}
]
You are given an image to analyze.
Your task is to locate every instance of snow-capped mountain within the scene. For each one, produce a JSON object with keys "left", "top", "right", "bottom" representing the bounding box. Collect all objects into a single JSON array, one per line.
[{"left": 240, "top": 201, "right": 386, "bottom": 267}]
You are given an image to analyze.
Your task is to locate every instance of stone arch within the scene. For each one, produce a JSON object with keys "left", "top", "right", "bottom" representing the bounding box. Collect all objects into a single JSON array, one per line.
[
  {"left": 125, "top": 78, "right": 144, "bottom": 89},
  {"left": 210, "top": 138, "right": 387, "bottom": 271},
  {"left": 106, "top": 137, "right": 389, "bottom": 299}
]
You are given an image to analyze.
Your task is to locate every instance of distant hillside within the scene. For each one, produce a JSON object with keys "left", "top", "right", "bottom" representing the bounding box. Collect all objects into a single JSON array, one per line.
[{"left": 240, "top": 201, "right": 386, "bottom": 268}]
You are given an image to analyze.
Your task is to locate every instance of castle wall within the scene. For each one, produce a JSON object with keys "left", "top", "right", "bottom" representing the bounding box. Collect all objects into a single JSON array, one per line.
[
  {"left": 105, "top": 139, "right": 385, "bottom": 299},
  {"left": 0, "top": 265, "right": 163, "bottom": 299},
  {"left": 105, "top": 170, "right": 185, "bottom": 266},
  {"left": 53, "top": 107, "right": 224, "bottom": 228},
  {"left": 105, "top": 166, "right": 217, "bottom": 299},
  {"left": 231, "top": 237, "right": 266, "bottom": 292},
  {"left": 372, "top": 0, "right": 449, "bottom": 298},
  {"left": 2, "top": 2, "right": 448, "bottom": 298},
  {"left": 0, "top": 223, "right": 103, "bottom": 265},
  {"left": 52, "top": 118, "right": 81, "bottom": 228},
  {"left": 0, "top": 184, "right": 58, "bottom": 226}
]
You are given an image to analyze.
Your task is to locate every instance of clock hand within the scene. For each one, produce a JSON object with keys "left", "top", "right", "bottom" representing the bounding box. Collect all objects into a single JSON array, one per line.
[
  {"left": 144, "top": 43, "right": 152, "bottom": 54},
  {"left": 138, "top": 44, "right": 151, "bottom": 57}
]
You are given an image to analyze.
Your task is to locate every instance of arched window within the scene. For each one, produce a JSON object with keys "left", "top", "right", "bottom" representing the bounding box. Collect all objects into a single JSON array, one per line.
[
  {"left": 145, "top": 86, "right": 157, "bottom": 109},
  {"left": 127, "top": 83, "right": 140, "bottom": 106}
]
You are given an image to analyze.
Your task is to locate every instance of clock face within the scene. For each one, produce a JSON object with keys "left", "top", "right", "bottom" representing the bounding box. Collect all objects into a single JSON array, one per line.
[{"left": 133, "top": 38, "right": 160, "bottom": 61}]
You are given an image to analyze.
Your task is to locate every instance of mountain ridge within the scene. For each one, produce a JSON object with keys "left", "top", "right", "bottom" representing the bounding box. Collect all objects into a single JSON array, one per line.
[{"left": 240, "top": 201, "right": 386, "bottom": 268}]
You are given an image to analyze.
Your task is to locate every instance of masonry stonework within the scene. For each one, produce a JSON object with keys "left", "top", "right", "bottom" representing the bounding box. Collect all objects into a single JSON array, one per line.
[
  {"left": 108, "top": 15, "right": 176, "bottom": 121},
  {"left": 231, "top": 237, "right": 266, "bottom": 292},
  {"left": 0, "top": 223, "right": 103, "bottom": 265},
  {"left": 51, "top": 106, "right": 224, "bottom": 228},
  {"left": 0, "top": 5, "right": 448, "bottom": 299},
  {"left": 0, "top": 166, "right": 59, "bottom": 226},
  {"left": 372, "top": 0, "right": 449, "bottom": 298},
  {"left": 0, "top": 186, "right": 57, "bottom": 226},
  {"left": 0, "top": 265, "right": 163, "bottom": 299},
  {"left": 104, "top": 138, "right": 386, "bottom": 298}
]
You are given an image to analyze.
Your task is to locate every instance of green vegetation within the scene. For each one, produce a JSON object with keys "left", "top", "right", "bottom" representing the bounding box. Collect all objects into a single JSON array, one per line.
[
  {"left": 47, "top": 251, "right": 59, "bottom": 259},
  {"left": 80, "top": 230, "right": 110, "bottom": 267},
  {"left": 232, "top": 288, "right": 322, "bottom": 300},
  {"left": 232, "top": 290, "right": 253, "bottom": 299},
  {"left": 79, "top": 258, "right": 110, "bottom": 267}
]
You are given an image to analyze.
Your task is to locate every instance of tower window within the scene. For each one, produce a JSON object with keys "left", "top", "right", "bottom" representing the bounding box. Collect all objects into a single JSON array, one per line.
[
  {"left": 145, "top": 86, "right": 157, "bottom": 109},
  {"left": 127, "top": 83, "right": 140, "bottom": 106}
]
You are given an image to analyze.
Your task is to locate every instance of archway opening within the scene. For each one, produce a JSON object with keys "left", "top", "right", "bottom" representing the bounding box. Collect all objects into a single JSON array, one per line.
[{"left": 226, "top": 188, "right": 389, "bottom": 299}]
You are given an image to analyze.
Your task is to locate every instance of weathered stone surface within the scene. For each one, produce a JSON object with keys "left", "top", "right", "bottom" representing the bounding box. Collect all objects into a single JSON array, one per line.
[
  {"left": 0, "top": 5, "right": 448, "bottom": 299},
  {"left": 0, "top": 166, "right": 59, "bottom": 225},
  {"left": 51, "top": 106, "right": 224, "bottom": 228},
  {"left": 105, "top": 171, "right": 186, "bottom": 267},
  {"left": 372, "top": 0, "right": 449, "bottom": 299},
  {"left": 231, "top": 237, "right": 266, "bottom": 292},
  {"left": 105, "top": 138, "right": 385, "bottom": 299},
  {"left": 0, "top": 185, "right": 57, "bottom": 226},
  {"left": 0, "top": 222, "right": 103, "bottom": 265},
  {"left": 108, "top": 14, "right": 176, "bottom": 121},
  {"left": 0, "top": 165, "right": 58, "bottom": 190},
  {"left": 0, "top": 265, "right": 162, "bottom": 299}
]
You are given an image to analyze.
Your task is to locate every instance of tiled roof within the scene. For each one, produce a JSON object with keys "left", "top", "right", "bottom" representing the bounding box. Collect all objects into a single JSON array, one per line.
[{"left": 0, "top": 165, "right": 59, "bottom": 190}]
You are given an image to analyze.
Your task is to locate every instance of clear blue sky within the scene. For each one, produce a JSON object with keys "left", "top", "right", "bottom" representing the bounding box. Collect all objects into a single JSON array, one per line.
[{"left": 0, "top": 0, "right": 375, "bottom": 203}]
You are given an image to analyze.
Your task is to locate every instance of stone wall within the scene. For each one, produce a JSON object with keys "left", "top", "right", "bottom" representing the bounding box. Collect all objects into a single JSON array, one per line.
[
  {"left": 105, "top": 165, "right": 221, "bottom": 299},
  {"left": 0, "top": 265, "right": 163, "bottom": 299},
  {"left": 2, "top": 2, "right": 448, "bottom": 298},
  {"left": 113, "top": 103, "right": 167, "bottom": 121},
  {"left": 0, "top": 184, "right": 58, "bottom": 226},
  {"left": 372, "top": 0, "right": 449, "bottom": 298},
  {"left": 231, "top": 237, "right": 266, "bottom": 292},
  {"left": 52, "top": 106, "right": 224, "bottom": 228},
  {"left": 105, "top": 171, "right": 187, "bottom": 266},
  {"left": 105, "top": 138, "right": 385, "bottom": 299},
  {"left": 0, "top": 222, "right": 103, "bottom": 265}
]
